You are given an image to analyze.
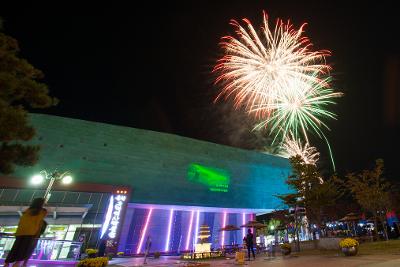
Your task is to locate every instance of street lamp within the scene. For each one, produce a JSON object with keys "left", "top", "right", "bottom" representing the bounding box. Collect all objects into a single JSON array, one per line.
[{"left": 30, "top": 170, "right": 73, "bottom": 202}]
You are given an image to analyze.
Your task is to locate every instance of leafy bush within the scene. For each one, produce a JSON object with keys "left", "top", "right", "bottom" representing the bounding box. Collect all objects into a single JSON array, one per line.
[
  {"left": 85, "top": 248, "right": 98, "bottom": 255},
  {"left": 78, "top": 257, "right": 108, "bottom": 267},
  {"left": 339, "top": 238, "right": 359, "bottom": 248}
]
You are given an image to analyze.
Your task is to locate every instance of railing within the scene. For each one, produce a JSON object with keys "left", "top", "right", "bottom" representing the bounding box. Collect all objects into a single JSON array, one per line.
[{"left": 0, "top": 235, "right": 82, "bottom": 261}]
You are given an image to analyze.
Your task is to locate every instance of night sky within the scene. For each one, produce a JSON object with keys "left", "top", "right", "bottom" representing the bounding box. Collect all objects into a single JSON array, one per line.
[{"left": 2, "top": 1, "right": 399, "bottom": 178}]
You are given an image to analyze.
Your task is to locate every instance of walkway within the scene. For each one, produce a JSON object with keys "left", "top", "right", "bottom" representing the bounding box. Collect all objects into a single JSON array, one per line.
[
  {"left": 1, "top": 253, "right": 400, "bottom": 266},
  {"left": 108, "top": 254, "right": 400, "bottom": 267}
]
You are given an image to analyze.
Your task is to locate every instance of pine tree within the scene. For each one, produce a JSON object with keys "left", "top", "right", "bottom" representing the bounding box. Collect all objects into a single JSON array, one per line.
[{"left": 0, "top": 20, "right": 57, "bottom": 174}]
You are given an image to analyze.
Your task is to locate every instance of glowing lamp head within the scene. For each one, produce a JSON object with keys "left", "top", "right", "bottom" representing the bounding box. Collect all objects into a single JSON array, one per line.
[
  {"left": 31, "top": 174, "right": 44, "bottom": 185},
  {"left": 61, "top": 175, "right": 73, "bottom": 184}
]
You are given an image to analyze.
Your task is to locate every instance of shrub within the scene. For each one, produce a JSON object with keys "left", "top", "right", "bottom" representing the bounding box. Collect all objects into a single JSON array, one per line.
[
  {"left": 85, "top": 248, "right": 98, "bottom": 255},
  {"left": 78, "top": 256, "right": 108, "bottom": 267},
  {"left": 339, "top": 238, "right": 359, "bottom": 248},
  {"left": 280, "top": 243, "right": 291, "bottom": 250}
]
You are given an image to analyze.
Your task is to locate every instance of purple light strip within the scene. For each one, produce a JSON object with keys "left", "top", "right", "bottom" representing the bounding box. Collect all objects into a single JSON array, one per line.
[
  {"left": 136, "top": 208, "right": 153, "bottom": 254},
  {"left": 194, "top": 210, "right": 200, "bottom": 245},
  {"left": 242, "top": 213, "right": 246, "bottom": 238},
  {"left": 165, "top": 209, "right": 174, "bottom": 251},
  {"left": 221, "top": 212, "right": 227, "bottom": 246},
  {"left": 185, "top": 210, "right": 195, "bottom": 250}
]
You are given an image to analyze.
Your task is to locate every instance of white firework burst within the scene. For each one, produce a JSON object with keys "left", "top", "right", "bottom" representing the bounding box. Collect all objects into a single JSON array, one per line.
[{"left": 281, "top": 133, "right": 320, "bottom": 165}]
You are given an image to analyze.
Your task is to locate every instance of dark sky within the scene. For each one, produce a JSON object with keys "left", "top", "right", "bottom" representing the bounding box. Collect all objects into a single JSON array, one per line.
[{"left": 2, "top": 1, "right": 399, "bottom": 178}]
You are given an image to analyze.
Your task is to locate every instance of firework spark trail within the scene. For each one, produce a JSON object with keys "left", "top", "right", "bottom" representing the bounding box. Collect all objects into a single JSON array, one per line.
[
  {"left": 280, "top": 133, "right": 324, "bottom": 183},
  {"left": 281, "top": 133, "right": 320, "bottom": 165},
  {"left": 214, "top": 11, "right": 332, "bottom": 119},
  {"left": 252, "top": 76, "right": 343, "bottom": 143},
  {"left": 214, "top": 11, "right": 343, "bottom": 170}
]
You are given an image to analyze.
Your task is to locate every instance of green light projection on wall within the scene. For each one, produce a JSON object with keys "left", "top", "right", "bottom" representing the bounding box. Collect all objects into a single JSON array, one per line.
[{"left": 187, "top": 163, "right": 230, "bottom": 193}]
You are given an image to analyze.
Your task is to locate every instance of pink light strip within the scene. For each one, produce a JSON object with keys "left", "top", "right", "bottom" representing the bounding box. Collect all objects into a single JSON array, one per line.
[
  {"left": 185, "top": 211, "right": 195, "bottom": 250},
  {"left": 194, "top": 210, "right": 200, "bottom": 245},
  {"left": 165, "top": 209, "right": 174, "bottom": 251},
  {"left": 251, "top": 213, "right": 255, "bottom": 235},
  {"left": 221, "top": 212, "right": 227, "bottom": 246},
  {"left": 136, "top": 208, "right": 153, "bottom": 254},
  {"left": 242, "top": 213, "right": 246, "bottom": 238}
]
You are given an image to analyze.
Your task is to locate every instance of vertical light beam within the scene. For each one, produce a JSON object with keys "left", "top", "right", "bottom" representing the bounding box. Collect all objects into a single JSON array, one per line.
[
  {"left": 194, "top": 210, "right": 200, "bottom": 246},
  {"left": 185, "top": 211, "right": 195, "bottom": 250},
  {"left": 165, "top": 209, "right": 174, "bottom": 252},
  {"left": 242, "top": 213, "right": 246, "bottom": 238},
  {"left": 136, "top": 208, "right": 153, "bottom": 254},
  {"left": 251, "top": 213, "right": 255, "bottom": 237},
  {"left": 221, "top": 212, "right": 227, "bottom": 246}
]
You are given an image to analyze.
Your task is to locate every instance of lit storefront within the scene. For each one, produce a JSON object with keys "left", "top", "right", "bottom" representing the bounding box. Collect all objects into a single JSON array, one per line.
[{"left": 0, "top": 183, "right": 130, "bottom": 261}]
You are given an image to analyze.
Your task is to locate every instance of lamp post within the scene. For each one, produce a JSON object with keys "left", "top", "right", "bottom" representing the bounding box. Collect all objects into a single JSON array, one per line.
[{"left": 31, "top": 170, "right": 73, "bottom": 202}]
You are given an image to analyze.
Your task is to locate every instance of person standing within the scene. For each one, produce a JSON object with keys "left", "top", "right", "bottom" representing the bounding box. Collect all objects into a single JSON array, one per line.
[
  {"left": 4, "top": 198, "right": 47, "bottom": 267},
  {"left": 22, "top": 219, "right": 47, "bottom": 266},
  {"left": 245, "top": 229, "right": 255, "bottom": 261},
  {"left": 98, "top": 239, "right": 107, "bottom": 257}
]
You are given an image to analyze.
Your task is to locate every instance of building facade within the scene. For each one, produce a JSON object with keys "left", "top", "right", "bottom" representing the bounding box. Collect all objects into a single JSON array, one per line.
[{"left": 0, "top": 113, "right": 292, "bottom": 255}]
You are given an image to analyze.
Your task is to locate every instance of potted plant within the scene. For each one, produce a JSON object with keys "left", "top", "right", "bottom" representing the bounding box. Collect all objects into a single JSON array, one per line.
[
  {"left": 154, "top": 251, "right": 161, "bottom": 258},
  {"left": 339, "top": 238, "right": 359, "bottom": 256},
  {"left": 280, "top": 243, "right": 291, "bottom": 255}
]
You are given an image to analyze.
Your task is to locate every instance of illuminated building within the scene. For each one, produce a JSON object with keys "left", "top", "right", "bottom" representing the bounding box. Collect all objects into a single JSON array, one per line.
[{"left": 0, "top": 114, "right": 292, "bottom": 255}]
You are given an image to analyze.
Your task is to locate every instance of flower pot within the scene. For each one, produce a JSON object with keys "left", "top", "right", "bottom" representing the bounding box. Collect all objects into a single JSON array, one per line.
[
  {"left": 341, "top": 246, "right": 358, "bottom": 256},
  {"left": 281, "top": 248, "right": 291, "bottom": 256}
]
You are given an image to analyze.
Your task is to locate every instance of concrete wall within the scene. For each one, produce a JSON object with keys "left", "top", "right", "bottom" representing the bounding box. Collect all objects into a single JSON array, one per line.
[
  {"left": 290, "top": 238, "right": 341, "bottom": 251},
  {"left": 11, "top": 114, "right": 292, "bottom": 210},
  {"left": 318, "top": 238, "right": 341, "bottom": 250}
]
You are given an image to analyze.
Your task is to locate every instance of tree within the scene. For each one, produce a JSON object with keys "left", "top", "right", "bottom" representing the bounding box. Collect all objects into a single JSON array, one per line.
[
  {"left": 0, "top": 22, "right": 56, "bottom": 174},
  {"left": 345, "top": 159, "right": 391, "bottom": 240},
  {"left": 276, "top": 192, "right": 302, "bottom": 251},
  {"left": 277, "top": 155, "right": 342, "bottom": 249}
]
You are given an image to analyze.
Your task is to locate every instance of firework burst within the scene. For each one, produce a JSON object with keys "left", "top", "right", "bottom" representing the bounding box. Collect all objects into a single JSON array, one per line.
[
  {"left": 253, "top": 76, "right": 342, "bottom": 143},
  {"left": 214, "top": 11, "right": 342, "bottom": 170},
  {"left": 214, "top": 11, "right": 331, "bottom": 118},
  {"left": 281, "top": 133, "right": 320, "bottom": 165}
]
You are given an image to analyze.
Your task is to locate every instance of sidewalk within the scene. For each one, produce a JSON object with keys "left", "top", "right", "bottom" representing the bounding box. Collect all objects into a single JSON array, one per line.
[{"left": 108, "top": 254, "right": 400, "bottom": 267}]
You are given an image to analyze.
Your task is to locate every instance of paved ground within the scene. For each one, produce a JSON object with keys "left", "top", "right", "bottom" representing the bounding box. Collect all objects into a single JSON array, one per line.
[
  {"left": 0, "top": 259, "right": 76, "bottom": 267},
  {"left": 1, "top": 253, "right": 399, "bottom": 266},
  {"left": 108, "top": 254, "right": 400, "bottom": 267}
]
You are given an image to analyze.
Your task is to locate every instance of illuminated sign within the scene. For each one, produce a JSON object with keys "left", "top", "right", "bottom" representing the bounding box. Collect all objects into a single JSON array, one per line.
[
  {"left": 101, "top": 193, "right": 127, "bottom": 239},
  {"left": 187, "top": 163, "right": 230, "bottom": 192}
]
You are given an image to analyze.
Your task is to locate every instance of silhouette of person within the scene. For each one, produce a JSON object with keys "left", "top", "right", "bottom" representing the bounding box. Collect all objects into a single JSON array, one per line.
[
  {"left": 5, "top": 198, "right": 47, "bottom": 267},
  {"left": 245, "top": 229, "right": 255, "bottom": 260},
  {"left": 98, "top": 239, "right": 107, "bottom": 257}
]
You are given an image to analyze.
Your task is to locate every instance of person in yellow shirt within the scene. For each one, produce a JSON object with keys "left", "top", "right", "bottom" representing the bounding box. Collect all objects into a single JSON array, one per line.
[{"left": 4, "top": 198, "right": 47, "bottom": 267}]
